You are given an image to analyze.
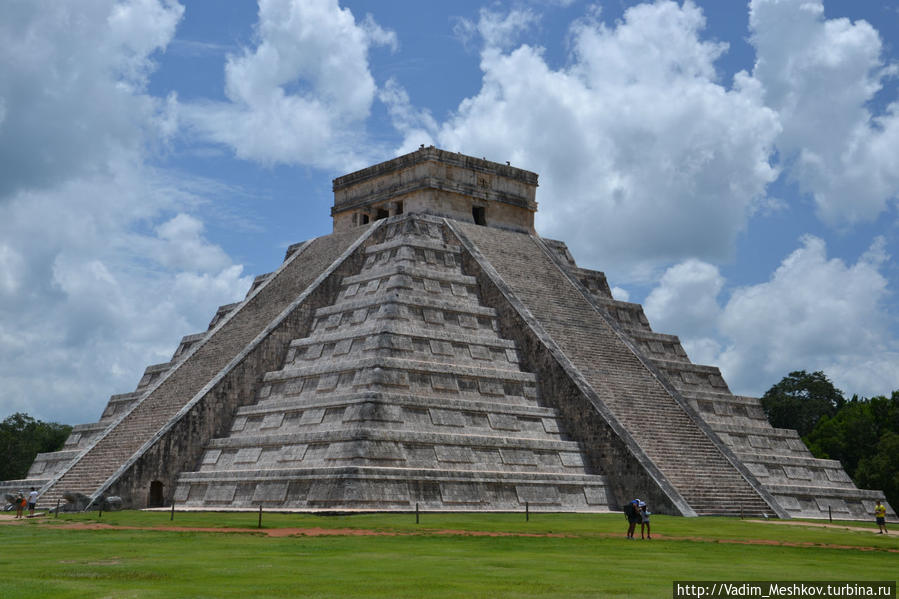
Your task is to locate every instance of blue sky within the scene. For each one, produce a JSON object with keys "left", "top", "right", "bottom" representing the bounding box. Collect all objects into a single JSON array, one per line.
[{"left": 2, "top": 0, "right": 899, "bottom": 426}]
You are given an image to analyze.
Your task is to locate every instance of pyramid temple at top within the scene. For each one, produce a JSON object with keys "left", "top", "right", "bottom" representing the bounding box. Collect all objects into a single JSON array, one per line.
[{"left": 3, "top": 147, "right": 893, "bottom": 519}]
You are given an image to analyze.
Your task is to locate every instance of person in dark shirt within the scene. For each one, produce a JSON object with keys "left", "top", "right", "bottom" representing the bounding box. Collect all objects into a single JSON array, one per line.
[{"left": 624, "top": 499, "right": 640, "bottom": 539}]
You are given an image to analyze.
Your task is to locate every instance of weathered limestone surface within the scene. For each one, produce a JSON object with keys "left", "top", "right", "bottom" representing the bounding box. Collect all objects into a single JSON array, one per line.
[
  {"left": 35, "top": 226, "right": 372, "bottom": 508},
  {"left": 541, "top": 237, "right": 895, "bottom": 520},
  {"left": 175, "top": 216, "right": 610, "bottom": 511},
  {"left": 450, "top": 221, "right": 780, "bottom": 517},
  {"left": 331, "top": 147, "right": 538, "bottom": 234}
]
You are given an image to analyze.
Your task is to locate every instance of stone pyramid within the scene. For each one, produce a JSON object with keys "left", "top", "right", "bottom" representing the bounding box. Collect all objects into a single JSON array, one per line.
[{"left": 3, "top": 147, "right": 892, "bottom": 519}]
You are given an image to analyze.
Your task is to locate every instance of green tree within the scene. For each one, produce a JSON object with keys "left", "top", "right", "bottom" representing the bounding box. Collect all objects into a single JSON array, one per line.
[
  {"left": 0, "top": 413, "right": 72, "bottom": 481},
  {"left": 760, "top": 370, "right": 845, "bottom": 437},
  {"left": 855, "top": 431, "right": 899, "bottom": 511}
]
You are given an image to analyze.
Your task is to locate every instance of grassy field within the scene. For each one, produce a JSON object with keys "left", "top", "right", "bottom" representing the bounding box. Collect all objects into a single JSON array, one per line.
[{"left": 0, "top": 511, "right": 895, "bottom": 598}]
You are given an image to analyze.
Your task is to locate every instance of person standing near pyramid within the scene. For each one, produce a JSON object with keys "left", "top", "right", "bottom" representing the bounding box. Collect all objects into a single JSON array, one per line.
[{"left": 875, "top": 499, "right": 888, "bottom": 534}]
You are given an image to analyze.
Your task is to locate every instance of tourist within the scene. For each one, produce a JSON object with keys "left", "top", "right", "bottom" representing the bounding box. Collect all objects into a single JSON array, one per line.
[
  {"left": 624, "top": 499, "right": 640, "bottom": 539},
  {"left": 28, "top": 487, "right": 38, "bottom": 517},
  {"left": 874, "top": 499, "right": 888, "bottom": 534},
  {"left": 639, "top": 501, "right": 651, "bottom": 539},
  {"left": 14, "top": 491, "right": 25, "bottom": 519}
]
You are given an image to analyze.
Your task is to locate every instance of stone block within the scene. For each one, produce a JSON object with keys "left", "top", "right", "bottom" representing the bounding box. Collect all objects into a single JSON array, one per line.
[
  {"left": 234, "top": 447, "right": 262, "bottom": 464},
  {"left": 299, "top": 409, "right": 325, "bottom": 425},
  {"left": 279, "top": 444, "right": 308, "bottom": 462},
  {"left": 173, "top": 485, "right": 190, "bottom": 503},
  {"left": 451, "top": 283, "right": 468, "bottom": 297},
  {"left": 468, "top": 345, "right": 491, "bottom": 360},
  {"left": 201, "top": 450, "right": 222, "bottom": 466},
  {"left": 458, "top": 314, "right": 478, "bottom": 329},
  {"left": 783, "top": 466, "right": 811, "bottom": 480},
  {"left": 423, "top": 309, "right": 444, "bottom": 324},
  {"left": 825, "top": 469, "right": 851, "bottom": 483},
  {"left": 431, "top": 374, "right": 459, "bottom": 391},
  {"left": 815, "top": 497, "right": 849, "bottom": 513},
  {"left": 487, "top": 413, "right": 519, "bottom": 431},
  {"left": 478, "top": 379, "right": 505, "bottom": 396},
  {"left": 429, "top": 408, "right": 465, "bottom": 427},
  {"left": 584, "top": 486, "right": 607, "bottom": 505},
  {"left": 429, "top": 340, "right": 454, "bottom": 356},
  {"left": 774, "top": 495, "right": 801, "bottom": 510},
  {"left": 435, "top": 445, "right": 474, "bottom": 463},
  {"left": 440, "top": 482, "right": 484, "bottom": 504},
  {"left": 317, "top": 373, "right": 339, "bottom": 392},
  {"left": 253, "top": 482, "right": 289, "bottom": 503},
  {"left": 745, "top": 462, "right": 768, "bottom": 477},
  {"left": 515, "top": 485, "right": 560, "bottom": 505},
  {"left": 333, "top": 338, "right": 353, "bottom": 355},
  {"left": 500, "top": 449, "right": 536, "bottom": 465},
  {"left": 260, "top": 413, "right": 284, "bottom": 429},
  {"left": 560, "top": 452, "right": 584, "bottom": 467},
  {"left": 204, "top": 484, "right": 237, "bottom": 502}
]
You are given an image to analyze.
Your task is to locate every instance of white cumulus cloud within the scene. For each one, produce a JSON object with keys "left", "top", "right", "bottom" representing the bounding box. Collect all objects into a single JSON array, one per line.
[
  {"left": 0, "top": 0, "right": 254, "bottom": 425},
  {"left": 390, "top": 2, "right": 781, "bottom": 280},
  {"left": 181, "top": 0, "right": 395, "bottom": 170},
  {"left": 749, "top": 0, "right": 899, "bottom": 225},
  {"left": 645, "top": 237, "right": 899, "bottom": 398}
]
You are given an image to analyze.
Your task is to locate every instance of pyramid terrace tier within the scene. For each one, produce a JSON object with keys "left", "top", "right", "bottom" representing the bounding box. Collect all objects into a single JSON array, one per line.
[
  {"left": 764, "top": 484, "right": 891, "bottom": 519},
  {"left": 285, "top": 328, "right": 521, "bottom": 379},
  {"left": 623, "top": 330, "right": 690, "bottom": 364},
  {"left": 260, "top": 355, "right": 537, "bottom": 403},
  {"left": 229, "top": 392, "right": 570, "bottom": 439},
  {"left": 738, "top": 453, "right": 859, "bottom": 489},
  {"left": 711, "top": 424, "right": 814, "bottom": 458},
  {"left": 651, "top": 358, "right": 731, "bottom": 395},
  {"left": 175, "top": 467, "right": 610, "bottom": 512},
  {"left": 311, "top": 292, "right": 495, "bottom": 334},
  {"left": 362, "top": 234, "right": 462, "bottom": 272},
  {"left": 681, "top": 390, "right": 771, "bottom": 427},
  {"left": 194, "top": 429, "right": 592, "bottom": 474},
  {"left": 336, "top": 267, "right": 481, "bottom": 307},
  {"left": 286, "top": 321, "right": 521, "bottom": 368}
]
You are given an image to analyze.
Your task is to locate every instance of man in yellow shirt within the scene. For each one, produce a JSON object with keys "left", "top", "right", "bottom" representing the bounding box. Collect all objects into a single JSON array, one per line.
[{"left": 874, "top": 499, "right": 888, "bottom": 534}]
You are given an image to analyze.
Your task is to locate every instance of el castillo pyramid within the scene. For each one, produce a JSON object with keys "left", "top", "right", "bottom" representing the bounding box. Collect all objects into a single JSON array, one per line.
[{"left": 3, "top": 147, "right": 892, "bottom": 519}]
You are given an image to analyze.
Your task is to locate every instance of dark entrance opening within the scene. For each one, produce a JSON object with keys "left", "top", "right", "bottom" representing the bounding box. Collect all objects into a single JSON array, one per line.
[
  {"left": 361, "top": 213, "right": 370, "bottom": 224},
  {"left": 148, "top": 480, "right": 164, "bottom": 508},
  {"left": 472, "top": 206, "right": 487, "bottom": 226},
  {"left": 376, "top": 207, "right": 389, "bottom": 220}
]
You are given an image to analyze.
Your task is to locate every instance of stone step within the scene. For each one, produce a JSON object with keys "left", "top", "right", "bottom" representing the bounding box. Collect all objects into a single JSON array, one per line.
[{"left": 455, "top": 222, "right": 777, "bottom": 515}]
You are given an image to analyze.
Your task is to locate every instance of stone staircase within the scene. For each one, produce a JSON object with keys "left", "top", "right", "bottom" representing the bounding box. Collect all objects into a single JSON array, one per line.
[
  {"left": 35, "top": 227, "right": 370, "bottom": 509},
  {"left": 543, "top": 238, "right": 894, "bottom": 520},
  {"left": 174, "top": 216, "right": 610, "bottom": 511},
  {"left": 452, "top": 221, "right": 777, "bottom": 517}
]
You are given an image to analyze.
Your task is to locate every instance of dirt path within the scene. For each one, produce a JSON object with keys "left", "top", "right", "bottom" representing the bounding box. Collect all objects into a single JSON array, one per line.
[{"left": 746, "top": 518, "right": 884, "bottom": 534}]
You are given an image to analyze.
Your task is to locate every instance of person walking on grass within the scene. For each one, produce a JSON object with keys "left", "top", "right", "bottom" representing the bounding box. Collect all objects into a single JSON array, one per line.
[
  {"left": 874, "top": 499, "right": 888, "bottom": 534},
  {"left": 639, "top": 501, "right": 651, "bottom": 539},
  {"left": 27, "top": 487, "right": 38, "bottom": 517}
]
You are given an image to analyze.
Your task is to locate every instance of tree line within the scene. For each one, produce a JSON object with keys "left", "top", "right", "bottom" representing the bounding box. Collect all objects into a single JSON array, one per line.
[
  {"left": 0, "top": 413, "right": 71, "bottom": 482},
  {"left": 761, "top": 370, "right": 899, "bottom": 511}
]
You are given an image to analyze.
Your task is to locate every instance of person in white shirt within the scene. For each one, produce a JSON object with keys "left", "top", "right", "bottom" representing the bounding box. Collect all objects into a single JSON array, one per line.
[{"left": 27, "top": 487, "right": 38, "bottom": 517}]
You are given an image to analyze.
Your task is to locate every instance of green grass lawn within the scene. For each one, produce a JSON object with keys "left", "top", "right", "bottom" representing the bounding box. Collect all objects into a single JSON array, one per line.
[{"left": 1, "top": 512, "right": 895, "bottom": 598}]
